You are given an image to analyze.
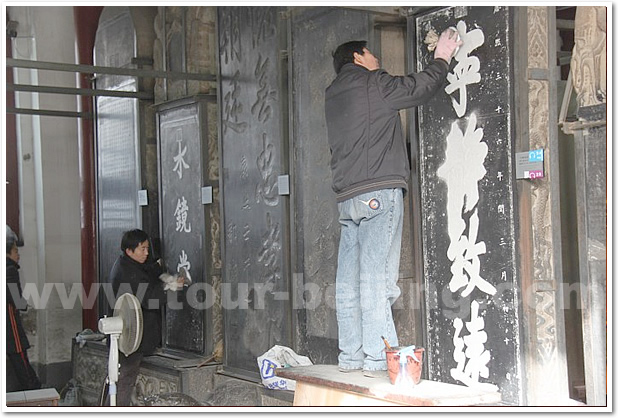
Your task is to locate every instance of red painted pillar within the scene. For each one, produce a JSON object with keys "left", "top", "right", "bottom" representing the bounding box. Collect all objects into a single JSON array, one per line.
[
  {"left": 74, "top": 6, "right": 104, "bottom": 330},
  {"left": 6, "top": 33, "right": 20, "bottom": 236}
]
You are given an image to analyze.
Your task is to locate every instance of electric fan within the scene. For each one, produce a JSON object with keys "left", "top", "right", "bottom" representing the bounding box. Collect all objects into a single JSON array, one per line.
[{"left": 98, "top": 293, "right": 143, "bottom": 406}]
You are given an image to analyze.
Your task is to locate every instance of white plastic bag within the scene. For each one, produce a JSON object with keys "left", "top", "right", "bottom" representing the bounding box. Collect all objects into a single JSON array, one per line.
[{"left": 257, "top": 345, "right": 313, "bottom": 391}]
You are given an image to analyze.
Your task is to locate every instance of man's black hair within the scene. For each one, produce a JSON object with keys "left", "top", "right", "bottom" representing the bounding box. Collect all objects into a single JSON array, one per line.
[
  {"left": 121, "top": 229, "right": 150, "bottom": 253},
  {"left": 332, "top": 40, "right": 367, "bottom": 74}
]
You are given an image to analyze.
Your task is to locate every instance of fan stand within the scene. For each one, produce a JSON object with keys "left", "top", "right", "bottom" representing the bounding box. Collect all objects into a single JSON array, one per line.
[
  {"left": 108, "top": 333, "right": 120, "bottom": 406},
  {"left": 99, "top": 293, "right": 143, "bottom": 407},
  {"left": 99, "top": 314, "right": 124, "bottom": 407}
]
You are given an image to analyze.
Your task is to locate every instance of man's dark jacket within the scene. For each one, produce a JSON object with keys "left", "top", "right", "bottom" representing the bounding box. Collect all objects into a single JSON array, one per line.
[
  {"left": 325, "top": 59, "right": 449, "bottom": 202},
  {"left": 109, "top": 254, "right": 166, "bottom": 355},
  {"left": 7, "top": 258, "right": 30, "bottom": 354}
]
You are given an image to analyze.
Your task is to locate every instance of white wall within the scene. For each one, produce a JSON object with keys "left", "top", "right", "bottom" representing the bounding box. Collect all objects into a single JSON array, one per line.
[{"left": 8, "top": 6, "right": 82, "bottom": 367}]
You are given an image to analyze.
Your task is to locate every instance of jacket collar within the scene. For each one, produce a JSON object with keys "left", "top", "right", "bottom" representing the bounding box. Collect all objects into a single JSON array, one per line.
[
  {"left": 340, "top": 63, "right": 369, "bottom": 73},
  {"left": 120, "top": 252, "right": 141, "bottom": 266},
  {"left": 120, "top": 252, "right": 150, "bottom": 270},
  {"left": 6, "top": 257, "right": 19, "bottom": 269}
]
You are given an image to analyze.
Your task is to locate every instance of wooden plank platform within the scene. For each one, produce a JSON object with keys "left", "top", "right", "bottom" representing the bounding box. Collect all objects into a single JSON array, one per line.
[{"left": 276, "top": 365, "right": 501, "bottom": 406}]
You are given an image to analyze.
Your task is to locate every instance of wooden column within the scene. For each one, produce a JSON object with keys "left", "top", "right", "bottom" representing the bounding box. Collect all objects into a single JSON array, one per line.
[
  {"left": 520, "top": 6, "right": 570, "bottom": 405},
  {"left": 6, "top": 32, "right": 20, "bottom": 234},
  {"left": 562, "top": 6, "right": 607, "bottom": 406},
  {"left": 74, "top": 6, "right": 104, "bottom": 331}
]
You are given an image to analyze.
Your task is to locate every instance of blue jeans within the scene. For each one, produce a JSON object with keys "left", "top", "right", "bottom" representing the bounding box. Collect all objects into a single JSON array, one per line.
[{"left": 336, "top": 188, "right": 404, "bottom": 371}]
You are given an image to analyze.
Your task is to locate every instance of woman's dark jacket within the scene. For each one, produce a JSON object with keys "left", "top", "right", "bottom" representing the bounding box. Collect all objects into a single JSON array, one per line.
[
  {"left": 109, "top": 254, "right": 166, "bottom": 355},
  {"left": 7, "top": 258, "right": 30, "bottom": 354}
]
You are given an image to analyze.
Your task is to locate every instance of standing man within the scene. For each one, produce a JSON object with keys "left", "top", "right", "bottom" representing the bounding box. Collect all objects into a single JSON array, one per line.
[
  {"left": 6, "top": 225, "right": 42, "bottom": 391},
  {"left": 325, "top": 30, "right": 461, "bottom": 377},
  {"left": 107, "top": 229, "right": 184, "bottom": 406}
]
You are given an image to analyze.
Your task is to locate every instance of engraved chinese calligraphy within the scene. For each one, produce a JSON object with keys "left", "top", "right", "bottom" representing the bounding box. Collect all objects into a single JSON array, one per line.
[{"left": 417, "top": 6, "right": 520, "bottom": 403}]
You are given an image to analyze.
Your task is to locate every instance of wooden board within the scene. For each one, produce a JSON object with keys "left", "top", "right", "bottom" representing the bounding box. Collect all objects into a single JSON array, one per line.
[
  {"left": 277, "top": 365, "right": 501, "bottom": 406},
  {"left": 294, "top": 382, "right": 405, "bottom": 406}
]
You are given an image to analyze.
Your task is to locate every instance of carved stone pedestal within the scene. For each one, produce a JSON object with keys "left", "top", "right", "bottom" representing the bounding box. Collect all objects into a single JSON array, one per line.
[
  {"left": 71, "top": 338, "right": 293, "bottom": 406},
  {"left": 71, "top": 339, "right": 217, "bottom": 406}
]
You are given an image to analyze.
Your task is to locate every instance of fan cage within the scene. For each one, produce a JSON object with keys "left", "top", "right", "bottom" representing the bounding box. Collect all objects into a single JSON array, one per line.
[{"left": 114, "top": 293, "right": 143, "bottom": 356}]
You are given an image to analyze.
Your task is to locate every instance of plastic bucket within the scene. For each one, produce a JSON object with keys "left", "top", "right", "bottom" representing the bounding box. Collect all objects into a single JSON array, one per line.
[{"left": 385, "top": 347, "right": 424, "bottom": 385}]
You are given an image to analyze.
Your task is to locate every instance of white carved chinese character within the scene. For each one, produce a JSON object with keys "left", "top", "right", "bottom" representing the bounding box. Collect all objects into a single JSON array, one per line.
[
  {"left": 172, "top": 130, "right": 190, "bottom": 179},
  {"left": 450, "top": 300, "right": 499, "bottom": 392},
  {"left": 437, "top": 114, "right": 487, "bottom": 234},
  {"left": 445, "top": 21, "right": 485, "bottom": 117},
  {"left": 174, "top": 196, "right": 192, "bottom": 233},
  {"left": 447, "top": 210, "right": 496, "bottom": 297},
  {"left": 437, "top": 114, "right": 495, "bottom": 297},
  {"left": 177, "top": 250, "right": 191, "bottom": 274}
]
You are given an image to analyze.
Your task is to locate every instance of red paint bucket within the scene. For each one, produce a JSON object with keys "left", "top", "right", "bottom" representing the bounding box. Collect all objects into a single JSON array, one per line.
[{"left": 385, "top": 347, "right": 424, "bottom": 385}]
